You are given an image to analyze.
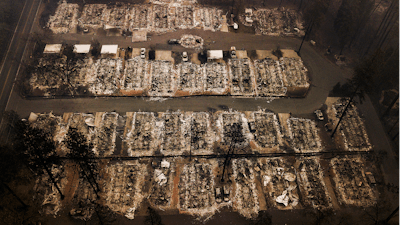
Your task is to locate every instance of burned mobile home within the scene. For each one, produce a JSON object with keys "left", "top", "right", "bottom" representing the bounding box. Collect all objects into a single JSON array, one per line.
[{"left": 28, "top": 109, "right": 376, "bottom": 220}]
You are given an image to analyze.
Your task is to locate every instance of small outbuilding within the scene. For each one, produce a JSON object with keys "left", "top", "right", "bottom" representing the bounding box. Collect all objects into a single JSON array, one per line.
[
  {"left": 100, "top": 44, "right": 118, "bottom": 55},
  {"left": 43, "top": 44, "right": 62, "bottom": 54},
  {"left": 207, "top": 50, "right": 223, "bottom": 60},
  {"left": 73, "top": 44, "right": 91, "bottom": 54}
]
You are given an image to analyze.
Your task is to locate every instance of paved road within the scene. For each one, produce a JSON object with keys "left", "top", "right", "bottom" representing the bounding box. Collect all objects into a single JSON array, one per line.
[
  {"left": 0, "top": 0, "right": 41, "bottom": 114},
  {"left": 6, "top": 29, "right": 352, "bottom": 118}
]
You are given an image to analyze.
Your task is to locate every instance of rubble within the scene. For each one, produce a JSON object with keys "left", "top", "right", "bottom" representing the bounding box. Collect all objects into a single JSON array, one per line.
[
  {"left": 279, "top": 58, "right": 309, "bottom": 88},
  {"left": 128, "top": 5, "right": 151, "bottom": 31},
  {"left": 149, "top": 61, "right": 176, "bottom": 96},
  {"left": 178, "top": 160, "right": 217, "bottom": 218},
  {"left": 70, "top": 175, "right": 97, "bottom": 221},
  {"left": 179, "top": 34, "right": 203, "bottom": 49},
  {"left": 170, "top": 6, "right": 195, "bottom": 30},
  {"left": 103, "top": 4, "right": 129, "bottom": 29},
  {"left": 160, "top": 112, "right": 187, "bottom": 155},
  {"left": 297, "top": 158, "right": 332, "bottom": 210},
  {"left": 249, "top": 111, "right": 283, "bottom": 149},
  {"left": 47, "top": 1, "right": 79, "bottom": 34},
  {"left": 30, "top": 112, "right": 62, "bottom": 137},
  {"left": 152, "top": 5, "right": 170, "bottom": 31},
  {"left": 87, "top": 58, "right": 122, "bottom": 95},
  {"left": 287, "top": 118, "right": 322, "bottom": 153},
  {"left": 228, "top": 59, "right": 255, "bottom": 96},
  {"left": 30, "top": 56, "right": 67, "bottom": 96},
  {"left": 34, "top": 165, "right": 67, "bottom": 216},
  {"left": 55, "top": 113, "right": 95, "bottom": 155},
  {"left": 104, "top": 161, "right": 147, "bottom": 219},
  {"left": 29, "top": 51, "right": 310, "bottom": 97},
  {"left": 150, "top": 0, "right": 197, "bottom": 4},
  {"left": 241, "top": 8, "right": 303, "bottom": 36},
  {"left": 149, "top": 159, "right": 175, "bottom": 209},
  {"left": 92, "top": 112, "right": 118, "bottom": 157},
  {"left": 256, "top": 158, "right": 300, "bottom": 209},
  {"left": 125, "top": 112, "right": 158, "bottom": 157},
  {"left": 216, "top": 111, "right": 251, "bottom": 149},
  {"left": 232, "top": 159, "right": 259, "bottom": 218},
  {"left": 79, "top": 4, "right": 107, "bottom": 30},
  {"left": 177, "top": 62, "right": 205, "bottom": 95},
  {"left": 330, "top": 156, "right": 376, "bottom": 206},
  {"left": 204, "top": 62, "right": 228, "bottom": 95},
  {"left": 254, "top": 58, "right": 287, "bottom": 96},
  {"left": 121, "top": 57, "right": 149, "bottom": 94},
  {"left": 332, "top": 100, "right": 372, "bottom": 151},
  {"left": 194, "top": 7, "right": 223, "bottom": 32},
  {"left": 187, "top": 112, "right": 214, "bottom": 155}
]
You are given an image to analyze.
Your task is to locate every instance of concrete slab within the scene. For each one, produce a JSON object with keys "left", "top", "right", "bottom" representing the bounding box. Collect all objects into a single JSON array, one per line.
[
  {"left": 155, "top": 50, "right": 174, "bottom": 62},
  {"left": 255, "top": 50, "right": 278, "bottom": 60},
  {"left": 132, "top": 31, "right": 147, "bottom": 42},
  {"left": 281, "top": 49, "right": 300, "bottom": 59}
]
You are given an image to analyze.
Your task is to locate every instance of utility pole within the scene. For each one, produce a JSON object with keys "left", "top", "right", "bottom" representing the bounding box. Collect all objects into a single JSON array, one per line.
[{"left": 297, "top": 19, "right": 314, "bottom": 55}]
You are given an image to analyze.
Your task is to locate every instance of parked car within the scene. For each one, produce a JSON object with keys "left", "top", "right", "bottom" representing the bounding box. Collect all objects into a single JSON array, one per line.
[
  {"left": 314, "top": 110, "right": 324, "bottom": 121},
  {"left": 230, "top": 46, "right": 237, "bottom": 58},
  {"left": 168, "top": 39, "right": 179, "bottom": 44},
  {"left": 182, "top": 52, "right": 188, "bottom": 62},
  {"left": 140, "top": 48, "right": 146, "bottom": 59}
]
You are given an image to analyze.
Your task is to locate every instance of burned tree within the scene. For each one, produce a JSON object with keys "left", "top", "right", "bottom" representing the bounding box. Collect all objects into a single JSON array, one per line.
[
  {"left": 15, "top": 121, "right": 64, "bottom": 200},
  {"left": 331, "top": 54, "right": 375, "bottom": 138},
  {"left": 64, "top": 127, "right": 101, "bottom": 198}
]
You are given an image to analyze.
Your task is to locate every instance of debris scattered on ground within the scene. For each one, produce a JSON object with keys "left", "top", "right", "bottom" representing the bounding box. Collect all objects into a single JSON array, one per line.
[
  {"left": 91, "top": 112, "right": 118, "bottom": 157},
  {"left": 34, "top": 164, "right": 66, "bottom": 216},
  {"left": 287, "top": 118, "right": 322, "bottom": 153},
  {"left": 149, "top": 159, "right": 175, "bottom": 209},
  {"left": 297, "top": 157, "right": 332, "bottom": 210},
  {"left": 179, "top": 34, "right": 204, "bottom": 49},
  {"left": 332, "top": 99, "right": 372, "bottom": 151},
  {"left": 228, "top": 58, "right": 255, "bottom": 96},
  {"left": 47, "top": 1, "right": 79, "bottom": 34},
  {"left": 216, "top": 111, "right": 251, "bottom": 149},
  {"left": 248, "top": 111, "right": 283, "bottom": 149},
  {"left": 240, "top": 8, "right": 304, "bottom": 36},
  {"left": 204, "top": 62, "right": 228, "bottom": 95},
  {"left": 48, "top": 1, "right": 222, "bottom": 34},
  {"left": 232, "top": 159, "right": 259, "bottom": 219},
  {"left": 29, "top": 54, "right": 309, "bottom": 97},
  {"left": 149, "top": 61, "right": 177, "bottom": 96},
  {"left": 125, "top": 112, "right": 158, "bottom": 157},
  {"left": 179, "top": 160, "right": 218, "bottom": 219},
  {"left": 177, "top": 62, "right": 205, "bottom": 95},
  {"left": 29, "top": 109, "right": 376, "bottom": 219},
  {"left": 254, "top": 58, "right": 287, "bottom": 96},
  {"left": 256, "top": 158, "right": 300, "bottom": 209},
  {"left": 331, "top": 156, "right": 376, "bottom": 206},
  {"left": 104, "top": 161, "right": 147, "bottom": 219}
]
